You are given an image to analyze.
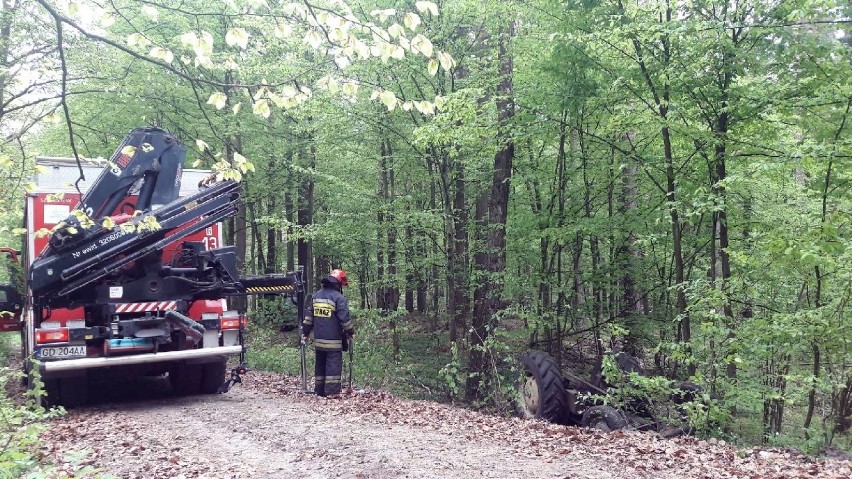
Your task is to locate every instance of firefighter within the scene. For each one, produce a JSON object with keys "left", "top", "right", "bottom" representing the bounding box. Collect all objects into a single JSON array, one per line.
[{"left": 302, "top": 268, "right": 353, "bottom": 397}]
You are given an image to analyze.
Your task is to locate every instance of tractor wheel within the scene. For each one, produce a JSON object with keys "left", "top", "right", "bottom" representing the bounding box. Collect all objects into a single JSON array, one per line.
[
  {"left": 581, "top": 405, "right": 628, "bottom": 432},
  {"left": 200, "top": 359, "right": 227, "bottom": 394},
  {"left": 169, "top": 362, "right": 202, "bottom": 396},
  {"left": 517, "top": 350, "right": 569, "bottom": 424}
]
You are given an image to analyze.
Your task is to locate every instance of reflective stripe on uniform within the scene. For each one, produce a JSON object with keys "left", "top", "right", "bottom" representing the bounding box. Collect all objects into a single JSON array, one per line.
[
  {"left": 326, "top": 375, "right": 341, "bottom": 384},
  {"left": 315, "top": 339, "right": 343, "bottom": 350},
  {"left": 303, "top": 316, "right": 313, "bottom": 325},
  {"left": 341, "top": 319, "right": 354, "bottom": 329}
]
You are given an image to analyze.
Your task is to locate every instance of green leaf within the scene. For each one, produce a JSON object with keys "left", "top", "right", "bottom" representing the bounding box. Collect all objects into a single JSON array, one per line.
[{"left": 195, "top": 139, "right": 210, "bottom": 152}]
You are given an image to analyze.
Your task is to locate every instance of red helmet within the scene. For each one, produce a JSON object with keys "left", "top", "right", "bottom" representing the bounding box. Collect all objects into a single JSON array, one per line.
[{"left": 328, "top": 268, "right": 349, "bottom": 287}]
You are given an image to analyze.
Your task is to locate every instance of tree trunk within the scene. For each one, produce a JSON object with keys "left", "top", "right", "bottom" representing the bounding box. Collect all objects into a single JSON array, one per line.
[
  {"left": 297, "top": 142, "right": 315, "bottom": 291},
  {"left": 465, "top": 22, "right": 515, "bottom": 401}
]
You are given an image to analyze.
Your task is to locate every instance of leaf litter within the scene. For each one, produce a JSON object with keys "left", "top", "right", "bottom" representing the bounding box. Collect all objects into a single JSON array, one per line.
[{"left": 37, "top": 370, "right": 850, "bottom": 479}]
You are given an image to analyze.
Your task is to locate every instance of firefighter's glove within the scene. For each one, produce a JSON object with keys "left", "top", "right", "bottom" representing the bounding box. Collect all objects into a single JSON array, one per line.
[
  {"left": 301, "top": 335, "right": 309, "bottom": 345},
  {"left": 346, "top": 329, "right": 355, "bottom": 339}
]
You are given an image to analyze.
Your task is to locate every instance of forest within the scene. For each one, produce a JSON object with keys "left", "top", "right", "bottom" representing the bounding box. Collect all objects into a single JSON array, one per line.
[{"left": 0, "top": 0, "right": 850, "bottom": 453}]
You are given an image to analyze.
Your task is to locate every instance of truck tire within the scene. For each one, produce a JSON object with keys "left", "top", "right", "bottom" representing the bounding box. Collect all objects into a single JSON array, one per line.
[
  {"left": 200, "top": 359, "right": 227, "bottom": 394},
  {"left": 581, "top": 405, "right": 628, "bottom": 432},
  {"left": 44, "top": 376, "right": 89, "bottom": 408},
  {"left": 169, "top": 362, "right": 202, "bottom": 396},
  {"left": 517, "top": 350, "right": 569, "bottom": 424}
]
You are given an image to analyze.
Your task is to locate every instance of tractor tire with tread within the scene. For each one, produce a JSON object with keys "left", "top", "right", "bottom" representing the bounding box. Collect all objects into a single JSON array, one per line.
[
  {"left": 517, "top": 350, "right": 569, "bottom": 424},
  {"left": 581, "top": 405, "right": 629, "bottom": 432}
]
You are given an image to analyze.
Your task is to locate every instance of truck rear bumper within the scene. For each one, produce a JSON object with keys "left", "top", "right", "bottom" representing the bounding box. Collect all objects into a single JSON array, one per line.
[{"left": 39, "top": 345, "right": 243, "bottom": 375}]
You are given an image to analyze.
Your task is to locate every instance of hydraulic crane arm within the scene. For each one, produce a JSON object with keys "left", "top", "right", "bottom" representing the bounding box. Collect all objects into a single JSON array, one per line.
[
  {"left": 47, "top": 128, "right": 187, "bottom": 255},
  {"left": 80, "top": 127, "right": 185, "bottom": 219}
]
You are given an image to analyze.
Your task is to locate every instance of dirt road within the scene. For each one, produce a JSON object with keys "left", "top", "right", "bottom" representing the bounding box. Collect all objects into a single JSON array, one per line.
[{"left": 41, "top": 371, "right": 849, "bottom": 479}]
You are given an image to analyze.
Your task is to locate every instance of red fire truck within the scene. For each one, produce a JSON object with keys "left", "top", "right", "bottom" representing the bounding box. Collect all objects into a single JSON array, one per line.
[{"left": 0, "top": 128, "right": 303, "bottom": 406}]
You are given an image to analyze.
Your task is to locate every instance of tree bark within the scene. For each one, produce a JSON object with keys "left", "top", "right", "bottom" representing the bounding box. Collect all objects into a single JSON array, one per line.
[{"left": 466, "top": 21, "right": 515, "bottom": 401}]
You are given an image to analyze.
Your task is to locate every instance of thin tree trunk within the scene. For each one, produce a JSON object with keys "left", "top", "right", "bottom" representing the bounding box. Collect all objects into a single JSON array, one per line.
[{"left": 297, "top": 142, "right": 315, "bottom": 291}]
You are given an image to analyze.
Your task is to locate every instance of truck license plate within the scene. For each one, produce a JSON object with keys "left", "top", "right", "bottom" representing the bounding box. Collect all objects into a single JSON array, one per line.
[{"left": 38, "top": 345, "right": 86, "bottom": 359}]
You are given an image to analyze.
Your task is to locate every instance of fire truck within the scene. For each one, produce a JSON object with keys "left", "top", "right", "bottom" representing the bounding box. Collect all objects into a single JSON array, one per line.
[{"left": 0, "top": 128, "right": 303, "bottom": 406}]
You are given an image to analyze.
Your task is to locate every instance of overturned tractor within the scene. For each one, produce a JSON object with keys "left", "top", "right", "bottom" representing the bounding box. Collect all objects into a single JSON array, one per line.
[{"left": 517, "top": 350, "right": 702, "bottom": 436}]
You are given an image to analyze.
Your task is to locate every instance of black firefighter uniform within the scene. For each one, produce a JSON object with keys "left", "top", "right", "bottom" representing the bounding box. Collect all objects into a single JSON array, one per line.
[{"left": 302, "top": 285, "right": 353, "bottom": 396}]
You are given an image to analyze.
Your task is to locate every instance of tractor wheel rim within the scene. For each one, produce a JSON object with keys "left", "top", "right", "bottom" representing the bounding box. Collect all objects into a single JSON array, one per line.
[{"left": 521, "top": 374, "right": 539, "bottom": 417}]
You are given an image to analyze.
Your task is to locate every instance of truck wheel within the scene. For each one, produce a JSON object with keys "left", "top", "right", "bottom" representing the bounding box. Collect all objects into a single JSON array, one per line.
[
  {"left": 43, "top": 376, "right": 88, "bottom": 408},
  {"left": 169, "top": 363, "right": 202, "bottom": 396},
  {"left": 200, "top": 359, "right": 227, "bottom": 394},
  {"left": 517, "top": 350, "right": 569, "bottom": 424},
  {"left": 59, "top": 377, "right": 89, "bottom": 408},
  {"left": 581, "top": 405, "right": 628, "bottom": 432}
]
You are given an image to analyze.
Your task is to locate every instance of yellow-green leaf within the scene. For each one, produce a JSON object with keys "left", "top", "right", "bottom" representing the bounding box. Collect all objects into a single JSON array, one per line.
[
  {"left": 370, "top": 9, "right": 396, "bottom": 23},
  {"left": 252, "top": 99, "right": 271, "bottom": 118},
  {"left": 195, "top": 139, "right": 210, "bottom": 152},
  {"left": 232, "top": 102, "right": 242, "bottom": 115},
  {"left": 403, "top": 13, "right": 421, "bottom": 32},
  {"left": 207, "top": 92, "right": 228, "bottom": 110},
  {"left": 274, "top": 23, "right": 293, "bottom": 39},
  {"left": 438, "top": 51, "right": 456, "bottom": 71},
  {"left": 388, "top": 23, "right": 405, "bottom": 39},
  {"left": 415, "top": 1, "right": 439, "bottom": 16},
  {"left": 11, "top": 228, "right": 27, "bottom": 235},
  {"left": 226, "top": 28, "right": 250, "bottom": 49},
  {"left": 304, "top": 30, "right": 323, "bottom": 49},
  {"left": 127, "top": 33, "right": 151, "bottom": 48},
  {"left": 247, "top": 0, "right": 269, "bottom": 9},
  {"left": 101, "top": 218, "right": 116, "bottom": 229},
  {"left": 414, "top": 100, "right": 435, "bottom": 115},
  {"left": 141, "top": 5, "right": 158, "bottom": 21},
  {"left": 149, "top": 47, "right": 174, "bottom": 64},
  {"left": 378, "top": 90, "right": 398, "bottom": 111},
  {"left": 428, "top": 58, "right": 438, "bottom": 76},
  {"left": 411, "top": 34, "right": 433, "bottom": 58}
]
